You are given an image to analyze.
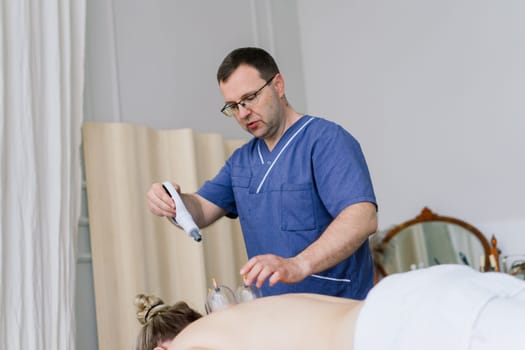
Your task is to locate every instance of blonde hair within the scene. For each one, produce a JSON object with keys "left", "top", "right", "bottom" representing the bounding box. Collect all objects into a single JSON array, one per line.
[{"left": 134, "top": 294, "right": 202, "bottom": 350}]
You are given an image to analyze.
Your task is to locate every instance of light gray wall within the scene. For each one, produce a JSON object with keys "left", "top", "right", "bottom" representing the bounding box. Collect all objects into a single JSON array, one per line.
[
  {"left": 84, "top": 0, "right": 305, "bottom": 138},
  {"left": 297, "top": 1, "right": 525, "bottom": 255},
  {"left": 79, "top": 1, "right": 525, "bottom": 349}
]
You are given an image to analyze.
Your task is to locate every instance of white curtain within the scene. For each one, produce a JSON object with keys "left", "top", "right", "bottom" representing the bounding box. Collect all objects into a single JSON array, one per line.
[{"left": 0, "top": 1, "right": 85, "bottom": 349}]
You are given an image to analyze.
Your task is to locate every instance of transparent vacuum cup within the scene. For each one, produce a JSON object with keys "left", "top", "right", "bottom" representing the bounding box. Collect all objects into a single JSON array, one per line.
[
  {"left": 206, "top": 278, "right": 237, "bottom": 313},
  {"left": 205, "top": 277, "right": 263, "bottom": 314},
  {"left": 236, "top": 283, "right": 262, "bottom": 302},
  {"left": 236, "top": 275, "right": 262, "bottom": 302}
]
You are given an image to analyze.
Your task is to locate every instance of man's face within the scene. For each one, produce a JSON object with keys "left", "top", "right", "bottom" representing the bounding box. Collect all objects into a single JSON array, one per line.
[{"left": 219, "top": 65, "right": 283, "bottom": 141}]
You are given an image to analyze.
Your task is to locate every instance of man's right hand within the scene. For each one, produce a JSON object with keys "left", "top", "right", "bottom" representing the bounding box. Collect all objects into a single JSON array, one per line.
[{"left": 146, "top": 182, "right": 178, "bottom": 218}]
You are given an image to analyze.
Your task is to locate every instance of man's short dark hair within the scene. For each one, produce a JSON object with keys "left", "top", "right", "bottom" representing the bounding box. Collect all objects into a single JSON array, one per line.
[{"left": 217, "top": 47, "right": 280, "bottom": 83}]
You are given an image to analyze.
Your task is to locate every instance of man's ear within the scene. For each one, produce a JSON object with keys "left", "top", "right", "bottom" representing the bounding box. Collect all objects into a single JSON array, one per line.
[{"left": 273, "top": 73, "right": 285, "bottom": 98}]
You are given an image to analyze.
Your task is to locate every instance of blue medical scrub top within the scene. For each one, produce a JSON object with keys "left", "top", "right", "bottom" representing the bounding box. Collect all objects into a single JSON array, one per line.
[{"left": 197, "top": 116, "right": 377, "bottom": 299}]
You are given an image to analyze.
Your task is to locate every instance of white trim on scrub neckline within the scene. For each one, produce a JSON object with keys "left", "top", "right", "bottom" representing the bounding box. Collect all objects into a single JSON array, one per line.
[{"left": 255, "top": 117, "right": 315, "bottom": 194}]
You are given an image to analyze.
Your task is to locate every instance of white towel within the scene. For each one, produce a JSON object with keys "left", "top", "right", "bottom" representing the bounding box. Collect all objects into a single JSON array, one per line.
[{"left": 354, "top": 264, "right": 525, "bottom": 350}]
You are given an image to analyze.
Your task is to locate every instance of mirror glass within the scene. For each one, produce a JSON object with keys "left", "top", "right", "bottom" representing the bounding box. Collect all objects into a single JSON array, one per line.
[
  {"left": 382, "top": 221, "right": 486, "bottom": 274},
  {"left": 374, "top": 207, "right": 491, "bottom": 277}
]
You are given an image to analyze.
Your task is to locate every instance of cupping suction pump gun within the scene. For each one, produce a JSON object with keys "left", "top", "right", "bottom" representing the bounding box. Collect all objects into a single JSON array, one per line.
[{"left": 162, "top": 181, "right": 202, "bottom": 242}]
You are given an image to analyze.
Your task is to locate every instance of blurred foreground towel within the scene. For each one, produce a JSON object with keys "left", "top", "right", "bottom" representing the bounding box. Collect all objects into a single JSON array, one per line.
[{"left": 354, "top": 264, "right": 525, "bottom": 350}]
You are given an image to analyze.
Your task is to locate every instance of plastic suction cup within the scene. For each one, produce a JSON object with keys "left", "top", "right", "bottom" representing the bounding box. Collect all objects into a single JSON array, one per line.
[
  {"left": 236, "top": 283, "right": 262, "bottom": 302},
  {"left": 236, "top": 275, "right": 262, "bottom": 302},
  {"left": 205, "top": 278, "right": 237, "bottom": 313}
]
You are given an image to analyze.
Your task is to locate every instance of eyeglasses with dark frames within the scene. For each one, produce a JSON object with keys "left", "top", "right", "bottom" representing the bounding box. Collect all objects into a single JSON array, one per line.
[{"left": 220, "top": 75, "right": 277, "bottom": 117}]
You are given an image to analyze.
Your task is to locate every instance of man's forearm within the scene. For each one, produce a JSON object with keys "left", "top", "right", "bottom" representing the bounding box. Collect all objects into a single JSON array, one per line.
[
  {"left": 294, "top": 201, "right": 377, "bottom": 276},
  {"left": 179, "top": 193, "right": 227, "bottom": 228}
]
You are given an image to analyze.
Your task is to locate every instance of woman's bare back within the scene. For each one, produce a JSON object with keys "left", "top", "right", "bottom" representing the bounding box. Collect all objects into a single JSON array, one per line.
[{"left": 170, "top": 293, "right": 363, "bottom": 350}]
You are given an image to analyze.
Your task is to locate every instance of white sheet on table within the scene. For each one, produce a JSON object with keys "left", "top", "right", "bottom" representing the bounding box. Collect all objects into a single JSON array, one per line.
[{"left": 354, "top": 264, "right": 525, "bottom": 350}]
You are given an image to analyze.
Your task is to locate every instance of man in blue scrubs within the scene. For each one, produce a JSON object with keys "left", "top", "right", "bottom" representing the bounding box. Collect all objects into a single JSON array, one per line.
[{"left": 147, "top": 47, "right": 378, "bottom": 299}]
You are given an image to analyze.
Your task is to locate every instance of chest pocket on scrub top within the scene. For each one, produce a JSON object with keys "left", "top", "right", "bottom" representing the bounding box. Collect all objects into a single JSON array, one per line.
[
  {"left": 231, "top": 166, "right": 251, "bottom": 188},
  {"left": 280, "top": 183, "right": 316, "bottom": 231}
]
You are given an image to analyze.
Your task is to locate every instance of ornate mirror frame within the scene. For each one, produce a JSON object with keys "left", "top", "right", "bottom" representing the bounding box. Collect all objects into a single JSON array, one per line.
[{"left": 373, "top": 207, "right": 491, "bottom": 278}]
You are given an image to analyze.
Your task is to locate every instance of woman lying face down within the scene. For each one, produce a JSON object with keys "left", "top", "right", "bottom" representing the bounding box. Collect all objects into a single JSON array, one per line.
[
  {"left": 135, "top": 265, "right": 525, "bottom": 350},
  {"left": 134, "top": 292, "right": 363, "bottom": 350}
]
